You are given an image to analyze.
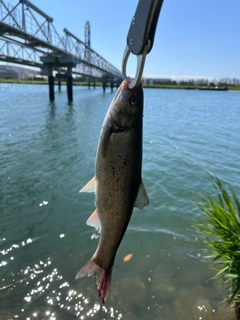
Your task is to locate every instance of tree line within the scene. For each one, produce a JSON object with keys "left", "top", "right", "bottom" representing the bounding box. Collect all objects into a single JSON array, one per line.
[{"left": 151, "top": 77, "right": 240, "bottom": 87}]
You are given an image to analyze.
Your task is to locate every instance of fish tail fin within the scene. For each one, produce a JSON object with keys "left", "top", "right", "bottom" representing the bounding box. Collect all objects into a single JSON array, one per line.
[{"left": 75, "top": 259, "right": 112, "bottom": 303}]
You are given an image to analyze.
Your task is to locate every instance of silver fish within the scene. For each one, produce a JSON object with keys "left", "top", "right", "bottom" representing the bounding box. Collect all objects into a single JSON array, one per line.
[{"left": 76, "top": 77, "right": 149, "bottom": 303}]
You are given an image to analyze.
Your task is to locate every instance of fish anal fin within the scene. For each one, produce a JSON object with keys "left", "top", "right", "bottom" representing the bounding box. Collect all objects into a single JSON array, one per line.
[
  {"left": 134, "top": 180, "right": 149, "bottom": 209},
  {"left": 79, "top": 176, "right": 97, "bottom": 193},
  {"left": 86, "top": 209, "right": 101, "bottom": 233}
]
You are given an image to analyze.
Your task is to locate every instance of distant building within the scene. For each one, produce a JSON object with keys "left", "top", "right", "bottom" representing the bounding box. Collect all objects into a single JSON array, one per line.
[
  {"left": 0, "top": 65, "right": 39, "bottom": 79},
  {"left": 0, "top": 65, "right": 18, "bottom": 79}
]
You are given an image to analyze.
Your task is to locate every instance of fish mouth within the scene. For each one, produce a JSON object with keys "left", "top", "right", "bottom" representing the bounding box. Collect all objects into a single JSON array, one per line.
[
  {"left": 122, "top": 77, "right": 143, "bottom": 92},
  {"left": 112, "top": 77, "right": 142, "bottom": 104}
]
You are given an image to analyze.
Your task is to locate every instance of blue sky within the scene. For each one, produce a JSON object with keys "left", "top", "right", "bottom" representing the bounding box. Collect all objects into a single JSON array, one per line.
[{"left": 3, "top": 0, "right": 240, "bottom": 79}]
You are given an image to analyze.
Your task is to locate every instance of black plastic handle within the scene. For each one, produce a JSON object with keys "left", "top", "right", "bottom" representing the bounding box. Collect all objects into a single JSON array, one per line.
[{"left": 127, "top": 0, "right": 164, "bottom": 55}]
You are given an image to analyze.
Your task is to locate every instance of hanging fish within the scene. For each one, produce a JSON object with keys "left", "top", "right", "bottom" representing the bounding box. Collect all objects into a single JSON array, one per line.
[{"left": 76, "top": 77, "right": 149, "bottom": 303}]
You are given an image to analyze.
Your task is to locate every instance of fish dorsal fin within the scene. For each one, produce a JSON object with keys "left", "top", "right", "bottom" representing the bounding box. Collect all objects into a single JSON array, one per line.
[
  {"left": 134, "top": 180, "right": 149, "bottom": 209},
  {"left": 86, "top": 208, "right": 101, "bottom": 233},
  {"left": 101, "top": 125, "right": 112, "bottom": 158},
  {"left": 79, "top": 176, "right": 97, "bottom": 193}
]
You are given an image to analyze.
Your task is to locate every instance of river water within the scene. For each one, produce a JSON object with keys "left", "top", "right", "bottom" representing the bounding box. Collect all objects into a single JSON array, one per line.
[{"left": 0, "top": 83, "right": 239, "bottom": 320}]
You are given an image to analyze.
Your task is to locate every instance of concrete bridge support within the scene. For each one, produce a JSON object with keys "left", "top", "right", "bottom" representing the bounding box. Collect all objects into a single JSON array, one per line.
[
  {"left": 102, "top": 81, "right": 106, "bottom": 92},
  {"left": 58, "top": 78, "right": 61, "bottom": 92},
  {"left": 41, "top": 55, "right": 77, "bottom": 102},
  {"left": 66, "top": 67, "right": 73, "bottom": 102},
  {"left": 48, "top": 67, "right": 54, "bottom": 101},
  {"left": 87, "top": 80, "right": 96, "bottom": 89}
]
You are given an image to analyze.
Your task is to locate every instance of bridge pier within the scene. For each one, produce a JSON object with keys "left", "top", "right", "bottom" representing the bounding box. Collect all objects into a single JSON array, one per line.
[
  {"left": 58, "top": 78, "right": 61, "bottom": 92},
  {"left": 67, "top": 67, "right": 73, "bottom": 102},
  {"left": 41, "top": 55, "right": 77, "bottom": 102},
  {"left": 48, "top": 68, "right": 54, "bottom": 101},
  {"left": 102, "top": 81, "right": 106, "bottom": 92}
]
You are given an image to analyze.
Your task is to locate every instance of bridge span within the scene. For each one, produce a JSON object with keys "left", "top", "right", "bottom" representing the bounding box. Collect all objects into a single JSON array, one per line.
[{"left": 0, "top": 0, "right": 123, "bottom": 100}]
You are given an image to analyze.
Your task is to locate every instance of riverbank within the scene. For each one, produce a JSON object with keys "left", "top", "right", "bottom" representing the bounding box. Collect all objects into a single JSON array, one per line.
[
  {"left": 143, "top": 83, "right": 240, "bottom": 91},
  {"left": 1, "top": 78, "right": 240, "bottom": 91}
]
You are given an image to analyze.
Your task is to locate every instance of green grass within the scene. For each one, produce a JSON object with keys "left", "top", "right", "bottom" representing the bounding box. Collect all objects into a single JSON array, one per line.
[
  {"left": 228, "top": 85, "right": 240, "bottom": 91},
  {"left": 143, "top": 84, "right": 196, "bottom": 89},
  {"left": 0, "top": 78, "right": 48, "bottom": 84},
  {"left": 195, "top": 175, "right": 240, "bottom": 305},
  {"left": 0, "top": 79, "right": 101, "bottom": 86}
]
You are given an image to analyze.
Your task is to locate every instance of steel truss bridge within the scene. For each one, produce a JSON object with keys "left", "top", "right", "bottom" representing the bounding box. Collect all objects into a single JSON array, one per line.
[{"left": 0, "top": 0, "right": 123, "bottom": 100}]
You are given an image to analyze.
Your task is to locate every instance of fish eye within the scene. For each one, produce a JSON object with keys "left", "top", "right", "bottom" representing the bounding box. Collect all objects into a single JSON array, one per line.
[{"left": 129, "top": 97, "right": 138, "bottom": 106}]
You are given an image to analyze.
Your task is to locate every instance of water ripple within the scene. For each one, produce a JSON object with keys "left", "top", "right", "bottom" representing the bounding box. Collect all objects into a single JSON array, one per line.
[{"left": 1, "top": 86, "right": 239, "bottom": 319}]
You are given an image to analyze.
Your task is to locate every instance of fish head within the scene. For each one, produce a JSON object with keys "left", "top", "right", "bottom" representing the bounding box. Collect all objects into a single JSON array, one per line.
[{"left": 110, "top": 77, "right": 143, "bottom": 130}]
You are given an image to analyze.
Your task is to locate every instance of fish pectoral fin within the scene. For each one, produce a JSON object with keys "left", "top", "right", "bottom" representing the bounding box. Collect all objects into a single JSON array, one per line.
[
  {"left": 86, "top": 208, "right": 101, "bottom": 233},
  {"left": 79, "top": 176, "right": 97, "bottom": 193},
  {"left": 134, "top": 180, "right": 149, "bottom": 209},
  {"left": 101, "top": 125, "right": 112, "bottom": 158}
]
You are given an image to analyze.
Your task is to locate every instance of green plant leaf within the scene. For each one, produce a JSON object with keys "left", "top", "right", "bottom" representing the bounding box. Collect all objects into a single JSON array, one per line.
[{"left": 193, "top": 174, "right": 240, "bottom": 305}]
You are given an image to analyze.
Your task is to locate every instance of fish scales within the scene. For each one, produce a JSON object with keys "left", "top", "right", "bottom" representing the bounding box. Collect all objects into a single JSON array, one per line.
[
  {"left": 96, "top": 129, "right": 142, "bottom": 265},
  {"left": 76, "top": 77, "right": 149, "bottom": 303}
]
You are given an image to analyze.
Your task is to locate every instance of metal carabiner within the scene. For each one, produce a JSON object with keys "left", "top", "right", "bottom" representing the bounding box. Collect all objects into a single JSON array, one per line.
[
  {"left": 122, "top": 40, "right": 151, "bottom": 89},
  {"left": 122, "top": 0, "right": 164, "bottom": 88}
]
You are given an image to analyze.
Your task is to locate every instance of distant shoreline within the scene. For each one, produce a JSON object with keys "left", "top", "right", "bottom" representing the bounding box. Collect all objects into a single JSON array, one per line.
[{"left": 0, "top": 79, "right": 240, "bottom": 91}]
